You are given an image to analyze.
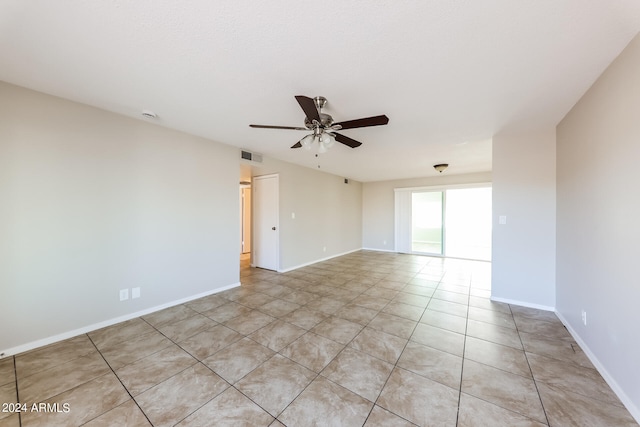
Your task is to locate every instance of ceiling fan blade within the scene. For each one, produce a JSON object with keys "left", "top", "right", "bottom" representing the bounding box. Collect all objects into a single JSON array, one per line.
[
  {"left": 291, "top": 140, "right": 302, "bottom": 148},
  {"left": 333, "top": 115, "right": 389, "bottom": 130},
  {"left": 295, "top": 95, "right": 321, "bottom": 123},
  {"left": 333, "top": 132, "right": 362, "bottom": 148},
  {"left": 250, "top": 124, "right": 308, "bottom": 130}
]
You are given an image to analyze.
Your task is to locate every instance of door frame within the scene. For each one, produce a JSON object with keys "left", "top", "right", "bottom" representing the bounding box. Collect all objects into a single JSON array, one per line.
[
  {"left": 394, "top": 182, "right": 492, "bottom": 258},
  {"left": 240, "top": 184, "right": 251, "bottom": 254},
  {"left": 252, "top": 173, "right": 279, "bottom": 271}
]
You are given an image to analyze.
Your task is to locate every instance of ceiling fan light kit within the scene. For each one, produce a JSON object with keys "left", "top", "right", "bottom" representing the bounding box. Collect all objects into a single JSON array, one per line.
[
  {"left": 301, "top": 133, "right": 315, "bottom": 150},
  {"left": 250, "top": 96, "right": 389, "bottom": 153}
]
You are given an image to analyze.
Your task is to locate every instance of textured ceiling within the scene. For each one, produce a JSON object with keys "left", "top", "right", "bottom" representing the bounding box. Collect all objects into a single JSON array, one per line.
[{"left": 2, "top": 1, "right": 640, "bottom": 182}]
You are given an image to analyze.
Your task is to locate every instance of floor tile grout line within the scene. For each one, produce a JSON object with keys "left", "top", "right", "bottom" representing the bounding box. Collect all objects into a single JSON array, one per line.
[
  {"left": 16, "top": 252, "right": 621, "bottom": 425},
  {"left": 360, "top": 261, "right": 447, "bottom": 424},
  {"left": 267, "top": 264, "right": 422, "bottom": 425},
  {"left": 365, "top": 322, "right": 423, "bottom": 424},
  {"left": 14, "top": 341, "right": 127, "bottom": 419},
  {"left": 454, "top": 281, "right": 472, "bottom": 427},
  {"left": 511, "top": 304, "right": 552, "bottom": 427},
  {"left": 90, "top": 322, "right": 238, "bottom": 426},
  {"left": 145, "top": 300, "right": 282, "bottom": 425},
  {"left": 12, "top": 355, "right": 22, "bottom": 427},
  {"left": 85, "top": 333, "right": 155, "bottom": 426},
  {"left": 255, "top": 308, "right": 369, "bottom": 424},
  {"left": 204, "top": 270, "right": 382, "bottom": 424},
  {"left": 454, "top": 310, "right": 552, "bottom": 425},
  {"left": 95, "top": 316, "right": 194, "bottom": 371},
  {"left": 514, "top": 322, "right": 631, "bottom": 413},
  {"left": 261, "top": 367, "right": 321, "bottom": 423},
  {"left": 345, "top": 267, "right": 426, "bottom": 426},
  {"left": 168, "top": 374, "right": 235, "bottom": 426},
  {"left": 466, "top": 259, "right": 544, "bottom": 423}
]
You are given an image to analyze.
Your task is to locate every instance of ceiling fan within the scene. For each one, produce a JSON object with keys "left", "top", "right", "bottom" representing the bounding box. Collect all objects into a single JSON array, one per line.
[{"left": 250, "top": 96, "right": 389, "bottom": 153}]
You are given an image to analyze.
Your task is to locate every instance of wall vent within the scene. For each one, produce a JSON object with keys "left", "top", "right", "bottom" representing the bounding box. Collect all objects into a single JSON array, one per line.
[{"left": 241, "top": 150, "right": 263, "bottom": 163}]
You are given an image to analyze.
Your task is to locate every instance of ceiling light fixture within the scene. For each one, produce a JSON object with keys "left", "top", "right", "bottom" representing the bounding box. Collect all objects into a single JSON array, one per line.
[
  {"left": 434, "top": 163, "right": 449, "bottom": 173},
  {"left": 300, "top": 124, "right": 337, "bottom": 154}
]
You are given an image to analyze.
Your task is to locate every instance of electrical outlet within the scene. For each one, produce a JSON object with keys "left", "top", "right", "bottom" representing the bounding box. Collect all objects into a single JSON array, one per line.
[
  {"left": 581, "top": 309, "right": 587, "bottom": 326},
  {"left": 383, "top": 240, "right": 387, "bottom": 245},
  {"left": 323, "top": 246, "right": 326, "bottom": 252},
  {"left": 132, "top": 287, "right": 141, "bottom": 299},
  {"left": 119, "top": 289, "right": 129, "bottom": 301}
]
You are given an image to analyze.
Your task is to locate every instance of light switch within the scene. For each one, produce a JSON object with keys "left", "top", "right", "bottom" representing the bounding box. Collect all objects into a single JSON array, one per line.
[
  {"left": 291, "top": 212, "right": 296, "bottom": 219},
  {"left": 499, "top": 215, "right": 507, "bottom": 225}
]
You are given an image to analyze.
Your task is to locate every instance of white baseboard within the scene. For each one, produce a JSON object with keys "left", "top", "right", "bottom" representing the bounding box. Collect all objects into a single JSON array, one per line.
[
  {"left": 555, "top": 311, "right": 640, "bottom": 424},
  {"left": 490, "top": 296, "right": 555, "bottom": 312},
  {"left": 0, "top": 282, "right": 241, "bottom": 358},
  {"left": 361, "top": 247, "right": 397, "bottom": 253},
  {"left": 278, "top": 248, "right": 362, "bottom": 273}
]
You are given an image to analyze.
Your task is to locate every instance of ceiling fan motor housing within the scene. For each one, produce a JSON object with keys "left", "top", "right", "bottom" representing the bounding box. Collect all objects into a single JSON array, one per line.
[{"left": 304, "top": 113, "right": 334, "bottom": 129}]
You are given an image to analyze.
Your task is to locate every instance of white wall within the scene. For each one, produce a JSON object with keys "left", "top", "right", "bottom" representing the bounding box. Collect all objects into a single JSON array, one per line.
[
  {"left": 0, "top": 82, "right": 240, "bottom": 354},
  {"left": 362, "top": 173, "right": 492, "bottom": 251},
  {"left": 556, "top": 33, "right": 640, "bottom": 417},
  {"left": 491, "top": 129, "right": 556, "bottom": 309},
  {"left": 248, "top": 157, "right": 363, "bottom": 271}
]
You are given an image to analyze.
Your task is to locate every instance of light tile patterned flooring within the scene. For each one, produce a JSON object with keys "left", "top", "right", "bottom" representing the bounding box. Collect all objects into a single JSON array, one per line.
[{"left": 0, "top": 251, "right": 637, "bottom": 426}]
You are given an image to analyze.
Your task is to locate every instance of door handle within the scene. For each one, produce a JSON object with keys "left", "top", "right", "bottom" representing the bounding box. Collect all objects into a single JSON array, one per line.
[{"left": 272, "top": 226, "right": 276, "bottom": 230}]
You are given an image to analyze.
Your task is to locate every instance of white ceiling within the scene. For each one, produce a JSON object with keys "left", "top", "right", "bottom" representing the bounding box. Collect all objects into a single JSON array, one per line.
[{"left": 2, "top": 1, "right": 640, "bottom": 182}]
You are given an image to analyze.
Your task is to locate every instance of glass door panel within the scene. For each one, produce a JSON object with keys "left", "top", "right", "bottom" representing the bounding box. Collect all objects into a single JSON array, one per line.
[
  {"left": 444, "top": 187, "right": 492, "bottom": 261},
  {"left": 411, "top": 191, "right": 444, "bottom": 255}
]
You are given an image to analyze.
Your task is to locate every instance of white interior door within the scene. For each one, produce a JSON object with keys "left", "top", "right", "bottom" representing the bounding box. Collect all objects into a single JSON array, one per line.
[{"left": 253, "top": 174, "right": 279, "bottom": 270}]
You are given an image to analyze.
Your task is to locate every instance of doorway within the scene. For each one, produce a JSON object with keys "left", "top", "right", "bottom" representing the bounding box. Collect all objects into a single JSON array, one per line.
[
  {"left": 252, "top": 174, "right": 279, "bottom": 271},
  {"left": 240, "top": 184, "right": 251, "bottom": 268}
]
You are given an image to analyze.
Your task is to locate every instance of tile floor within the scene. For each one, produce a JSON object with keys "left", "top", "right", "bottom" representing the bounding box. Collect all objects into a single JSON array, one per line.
[{"left": 0, "top": 251, "right": 637, "bottom": 426}]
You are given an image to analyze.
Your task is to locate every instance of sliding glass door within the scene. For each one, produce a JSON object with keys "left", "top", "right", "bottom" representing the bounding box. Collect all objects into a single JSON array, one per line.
[{"left": 396, "top": 185, "right": 492, "bottom": 261}]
